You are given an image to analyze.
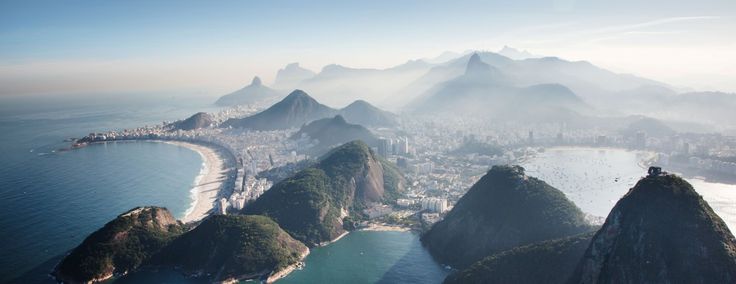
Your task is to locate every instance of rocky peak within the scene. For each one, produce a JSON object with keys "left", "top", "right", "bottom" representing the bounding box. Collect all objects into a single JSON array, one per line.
[{"left": 570, "top": 172, "right": 736, "bottom": 283}]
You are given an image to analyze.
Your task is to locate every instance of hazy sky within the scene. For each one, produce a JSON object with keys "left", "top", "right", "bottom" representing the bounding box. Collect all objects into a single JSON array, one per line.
[{"left": 1, "top": 0, "right": 735, "bottom": 97}]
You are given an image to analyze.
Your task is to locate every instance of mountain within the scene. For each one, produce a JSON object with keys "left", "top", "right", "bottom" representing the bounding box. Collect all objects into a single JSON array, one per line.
[
  {"left": 170, "top": 112, "right": 215, "bottom": 131},
  {"left": 244, "top": 140, "right": 403, "bottom": 246},
  {"left": 445, "top": 232, "right": 595, "bottom": 284},
  {"left": 215, "top": 76, "right": 283, "bottom": 106},
  {"left": 621, "top": 116, "right": 676, "bottom": 138},
  {"left": 421, "top": 165, "right": 593, "bottom": 268},
  {"left": 498, "top": 45, "right": 538, "bottom": 60},
  {"left": 292, "top": 115, "right": 379, "bottom": 156},
  {"left": 151, "top": 215, "right": 308, "bottom": 283},
  {"left": 411, "top": 54, "right": 587, "bottom": 123},
  {"left": 273, "top": 63, "right": 317, "bottom": 90},
  {"left": 570, "top": 171, "right": 736, "bottom": 283},
  {"left": 288, "top": 60, "right": 433, "bottom": 106},
  {"left": 221, "top": 90, "right": 337, "bottom": 130},
  {"left": 339, "top": 100, "right": 398, "bottom": 127},
  {"left": 52, "top": 207, "right": 184, "bottom": 283}
]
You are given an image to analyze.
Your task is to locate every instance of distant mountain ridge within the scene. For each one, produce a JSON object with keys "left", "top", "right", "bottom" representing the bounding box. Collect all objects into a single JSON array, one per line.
[
  {"left": 274, "top": 63, "right": 317, "bottom": 90},
  {"left": 222, "top": 90, "right": 398, "bottom": 131},
  {"left": 411, "top": 53, "right": 589, "bottom": 122},
  {"left": 215, "top": 76, "right": 284, "bottom": 106}
]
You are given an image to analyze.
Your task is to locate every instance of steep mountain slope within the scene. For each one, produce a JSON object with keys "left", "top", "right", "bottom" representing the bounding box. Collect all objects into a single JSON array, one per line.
[
  {"left": 570, "top": 172, "right": 736, "bottom": 283},
  {"left": 244, "top": 141, "right": 403, "bottom": 246},
  {"left": 52, "top": 207, "right": 184, "bottom": 283},
  {"left": 421, "top": 165, "right": 593, "bottom": 268},
  {"left": 445, "top": 232, "right": 595, "bottom": 284},
  {"left": 151, "top": 215, "right": 308, "bottom": 282},
  {"left": 221, "top": 90, "right": 337, "bottom": 130},
  {"left": 215, "top": 76, "right": 283, "bottom": 106}
]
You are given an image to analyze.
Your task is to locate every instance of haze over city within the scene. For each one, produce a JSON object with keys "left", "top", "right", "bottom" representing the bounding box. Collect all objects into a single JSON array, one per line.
[
  {"left": 2, "top": 1, "right": 736, "bottom": 284},
  {"left": 1, "top": 0, "right": 735, "bottom": 97}
]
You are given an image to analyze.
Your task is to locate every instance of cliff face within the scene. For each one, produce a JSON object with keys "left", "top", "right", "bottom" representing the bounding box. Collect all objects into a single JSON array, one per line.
[
  {"left": 445, "top": 232, "right": 595, "bottom": 284},
  {"left": 570, "top": 174, "right": 736, "bottom": 283},
  {"left": 422, "top": 165, "right": 593, "bottom": 268},
  {"left": 151, "top": 215, "right": 308, "bottom": 282},
  {"left": 244, "top": 141, "right": 402, "bottom": 246},
  {"left": 52, "top": 207, "right": 183, "bottom": 283}
]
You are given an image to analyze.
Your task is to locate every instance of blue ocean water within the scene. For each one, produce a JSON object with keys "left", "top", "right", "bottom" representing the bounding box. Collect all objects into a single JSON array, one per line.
[
  {"left": 0, "top": 95, "right": 218, "bottom": 283},
  {"left": 279, "top": 231, "right": 451, "bottom": 284}
]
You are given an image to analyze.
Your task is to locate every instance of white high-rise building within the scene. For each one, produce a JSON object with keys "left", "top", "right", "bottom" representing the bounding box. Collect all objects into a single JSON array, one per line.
[{"left": 421, "top": 197, "right": 447, "bottom": 213}]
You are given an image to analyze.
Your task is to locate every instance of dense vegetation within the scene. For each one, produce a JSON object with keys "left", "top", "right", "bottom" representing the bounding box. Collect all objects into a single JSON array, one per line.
[
  {"left": 445, "top": 232, "right": 595, "bottom": 284},
  {"left": 151, "top": 215, "right": 307, "bottom": 282},
  {"left": 53, "top": 207, "right": 184, "bottom": 283},
  {"left": 422, "top": 165, "right": 593, "bottom": 268},
  {"left": 245, "top": 140, "right": 403, "bottom": 246},
  {"left": 570, "top": 174, "right": 736, "bottom": 283}
]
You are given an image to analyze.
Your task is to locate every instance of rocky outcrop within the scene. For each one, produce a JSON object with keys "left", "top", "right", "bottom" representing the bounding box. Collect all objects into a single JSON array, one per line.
[
  {"left": 570, "top": 173, "right": 736, "bottom": 283},
  {"left": 52, "top": 207, "right": 183, "bottom": 283}
]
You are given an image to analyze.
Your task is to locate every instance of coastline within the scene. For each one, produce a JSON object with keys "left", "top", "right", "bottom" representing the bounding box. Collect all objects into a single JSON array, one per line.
[{"left": 162, "top": 141, "right": 232, "bottom": 224}]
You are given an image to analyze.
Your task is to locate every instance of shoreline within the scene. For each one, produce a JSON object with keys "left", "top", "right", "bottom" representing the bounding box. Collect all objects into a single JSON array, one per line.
[
  {"left": 162, "top": 140, "right": 233, "bottom": 224},
  {"left": 75, "top": 139, "right": 235, "bottom": 223}
]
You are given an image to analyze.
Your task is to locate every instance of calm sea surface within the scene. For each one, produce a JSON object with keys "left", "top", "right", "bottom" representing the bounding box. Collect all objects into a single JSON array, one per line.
[
  {"left": 0, "top": 96, "right": 217, "bottom": 283},
  {"left": 521, "top": 147, "right": 736, "bottom": 230}
]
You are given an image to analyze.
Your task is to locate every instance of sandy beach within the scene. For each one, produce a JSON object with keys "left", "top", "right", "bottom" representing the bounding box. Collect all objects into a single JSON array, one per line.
[
  {"left": 360, "top": 223, "right": 411, "bottom": 232},
  {"left": 164, "top": 141, "right": 232, "bottom": 223}
]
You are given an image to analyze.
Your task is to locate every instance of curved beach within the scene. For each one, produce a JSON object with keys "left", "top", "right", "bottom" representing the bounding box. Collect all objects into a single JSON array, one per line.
[{"left": 164, "top": 141, "right": 232, "bottom": 223}]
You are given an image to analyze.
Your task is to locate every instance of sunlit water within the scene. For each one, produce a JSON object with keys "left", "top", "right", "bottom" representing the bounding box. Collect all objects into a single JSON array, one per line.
[
  {"left": 0, "top": 97, "right": 218, "bottom": 283},
  {"left": 521, "top": 147, "right": 736, "bottom": 231}
]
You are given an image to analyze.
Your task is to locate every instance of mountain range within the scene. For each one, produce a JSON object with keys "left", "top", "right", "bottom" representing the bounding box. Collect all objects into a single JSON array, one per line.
[
  {"left": 221, "top": 90, "right": 398, "bottom": 130},
  {"left": 257, "top": 48, "right": 736, "bottom": 128}
]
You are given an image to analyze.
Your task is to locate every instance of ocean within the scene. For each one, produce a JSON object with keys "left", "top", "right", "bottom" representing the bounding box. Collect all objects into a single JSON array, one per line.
[{"left": 0, "top": 95, "right": 218, "bottom": 283}]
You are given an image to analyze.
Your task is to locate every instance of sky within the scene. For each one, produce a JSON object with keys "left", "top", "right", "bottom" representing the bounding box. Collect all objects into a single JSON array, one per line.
[{"left": 1, "top": 0, "right": 735, "bottom": 97}]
